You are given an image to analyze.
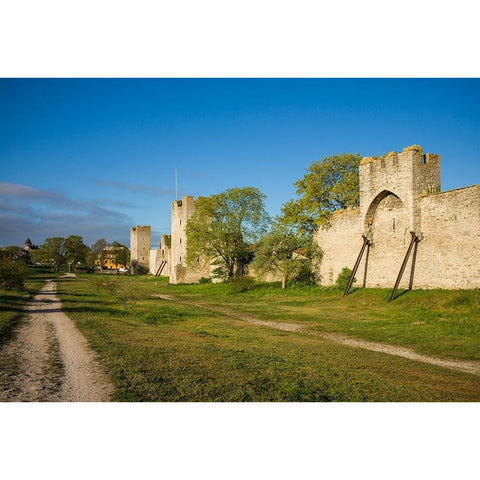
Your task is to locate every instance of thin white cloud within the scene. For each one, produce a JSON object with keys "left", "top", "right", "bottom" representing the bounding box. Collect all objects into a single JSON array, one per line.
[
  {"left": 0, "top": 182, "right": 133, "bottom": 247},
  {"left": 0, "top": 182, "right": 60, "bottom": 200}
]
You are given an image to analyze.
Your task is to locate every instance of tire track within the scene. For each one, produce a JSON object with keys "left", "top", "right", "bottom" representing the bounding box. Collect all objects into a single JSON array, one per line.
[
  {"left": 0, "top": 276, "right": 113, "bottom": 402},
  {"left": 152, "top": 293, "right": 480, "bottom": 377}
]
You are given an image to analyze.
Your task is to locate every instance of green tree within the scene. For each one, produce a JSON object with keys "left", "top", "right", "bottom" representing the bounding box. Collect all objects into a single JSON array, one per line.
[
  {"left": 251, "top": 225, "right": 321, "bottom": 289},
  {"left": 91, "top": 238, "right": 108, "bottom": 269},
  {"left": 64, "top": 235, "right": 89, "bottom": 272},
  {"left": 185, "top": 187, "right": 270, "bottom": 281},
  {"left": 0, "top": 246, "right": 29, "bottom": 264},
  {"left": 110, "top": 241, "right": 130, "bottom": 270},
  {"left": 280, "top": 153, "right": 361, "bottom": 236},
  {"left": 35, "top": 237, "right": 66, "bottom": 272},
  {"left": 0, "top": 257, "right": 26, "bottom": 290}
]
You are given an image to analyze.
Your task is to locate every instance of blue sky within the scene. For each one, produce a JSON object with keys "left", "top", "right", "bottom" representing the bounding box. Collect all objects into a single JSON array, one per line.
[{"left": 1, "top": 78, "right": 479, "bottom": 248}]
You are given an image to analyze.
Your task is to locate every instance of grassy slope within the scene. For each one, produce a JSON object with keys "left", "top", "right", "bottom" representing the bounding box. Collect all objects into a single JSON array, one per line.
[
  {"left": 57, "top": 275, "right": 480, "bottom": 402},
  {"left": 134, "top": 277, "right": 480, "bottom": 360},
  {"left": 0, "top": 267, "right": 62, "bottom": 342}
]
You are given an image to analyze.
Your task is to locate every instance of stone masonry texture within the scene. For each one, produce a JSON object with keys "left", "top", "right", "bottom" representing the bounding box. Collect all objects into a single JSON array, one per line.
[
  {"left": 315, "top": 145, "right": 480, "bottom": 289},
  {"left": 130, "top": 225, "right": 151, "bottom": 268},
  {"left": 169, "top": 196, "right": 211, "bottom": 284}
]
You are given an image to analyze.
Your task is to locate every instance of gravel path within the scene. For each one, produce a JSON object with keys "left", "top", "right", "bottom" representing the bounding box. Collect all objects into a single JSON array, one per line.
[
  {"left": 0, "top": 275, "right": 113, "bottom": 402},
  {"left": 153, "top": 293, "right": 480, "bottom": 377}
]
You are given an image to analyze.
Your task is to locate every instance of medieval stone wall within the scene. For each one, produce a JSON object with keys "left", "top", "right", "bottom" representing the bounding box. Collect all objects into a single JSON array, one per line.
[
  {"left": 315, "top": 207, "right": 363, "bottom": 286},
  {"left": 315, "top": 145, "right": 480, "bottom": 290},
  {"left": 149, "top": 249, "right": 161, "bottom": 275},
  {"left": 149, "top": 234, "right": 172, "bottom": 276},
  {"left": 413, "top": 185, "right": 480, "bottom": 289}
]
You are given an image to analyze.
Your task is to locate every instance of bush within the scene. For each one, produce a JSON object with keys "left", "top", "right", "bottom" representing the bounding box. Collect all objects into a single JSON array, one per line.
[
  {"left": 135, "top": 264, "right": 148, "bottom": 275},
  {"left": 94, "top": 276, "right": 141, "bottom": 309},
  {"left": 0, "top": 258, "right": 26, "bottom": 290},
  {"left": 130, "top": 260, "right": 149, "bottom": 275},
  {"left": 335, "top": 267, "right": 355, "bottom": 291},
  {"left": 75, "top": 263, "right": 95, "bottom": 273},
  {"left": 228, "top": 276, "right": 255, "bottom": 294},
  {"left": 198, "top": 277, "right": 212, "bottom": 284},
  {"left": 292, "top": 263, "right": 317, "bottom": 286}
]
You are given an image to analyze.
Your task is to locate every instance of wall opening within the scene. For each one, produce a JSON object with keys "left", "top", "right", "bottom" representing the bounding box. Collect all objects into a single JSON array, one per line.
[{"left": 364, "top": 190, "right": 410, "bottom": 287}]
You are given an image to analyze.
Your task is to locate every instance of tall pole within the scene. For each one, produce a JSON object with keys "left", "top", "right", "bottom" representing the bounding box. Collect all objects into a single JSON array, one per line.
[
  {"left": 344, "top": 235, "right": 370, "bottom": 297},
  {"left": 389, "top": 231, "right": 419, "bottom": 302},
  {"left": 175, "top": 167, "right": 178, "bottom": 201}
]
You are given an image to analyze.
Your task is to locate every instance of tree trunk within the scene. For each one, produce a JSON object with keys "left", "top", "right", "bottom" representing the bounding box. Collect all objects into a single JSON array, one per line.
[
  {"left": 282, "top": 275, "right": 286, "bottom": 289},
  {"left": 227, "top": 261, "right": 235, "bottom": 281}
]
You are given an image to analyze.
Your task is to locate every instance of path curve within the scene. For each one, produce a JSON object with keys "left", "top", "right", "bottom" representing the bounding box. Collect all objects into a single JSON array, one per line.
[
  {"left": 153, "top": 294, "right": 480, "bottom": 377},
  {"left": 0, "top": 275, "right": 113, "bottom": 401}
]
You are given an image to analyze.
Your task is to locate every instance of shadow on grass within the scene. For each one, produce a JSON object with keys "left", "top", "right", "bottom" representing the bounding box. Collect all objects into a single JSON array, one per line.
[
  {"left": 390, "top": 289, "right": 411, "bottom": 301},
  {"left": 0, "top": 313, "right": 25, "bottom": 343}
]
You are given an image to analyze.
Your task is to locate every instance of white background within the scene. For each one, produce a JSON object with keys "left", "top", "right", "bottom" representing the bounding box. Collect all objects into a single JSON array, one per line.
[{"left": 1, "top": 1, "right": 478, "bottom": 478}]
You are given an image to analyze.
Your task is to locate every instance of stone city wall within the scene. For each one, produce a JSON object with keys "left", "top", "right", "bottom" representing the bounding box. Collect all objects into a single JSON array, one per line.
[
  {"left": 316, "top": 145, "right": 480, "bottom": 289},
  {"left": 315, "top": 207, "right": 363, "bottom": 286},
  {"left": 149, "top": 233, "right": 172, "bottom": 276},
  {"left": 413, "top": 185, "right": 480, "bottom": 289}
]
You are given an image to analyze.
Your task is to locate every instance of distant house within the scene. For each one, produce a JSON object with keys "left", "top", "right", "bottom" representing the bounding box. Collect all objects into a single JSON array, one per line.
[
  {"left": 24, "top": 238, "right": 38, "bottom": 251},
  {"left": 95, "top": 245, "right": 128, "bottom": 270}
]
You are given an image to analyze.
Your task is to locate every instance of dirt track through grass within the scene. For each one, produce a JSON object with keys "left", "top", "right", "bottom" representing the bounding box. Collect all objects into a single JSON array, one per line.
[
  {"left": 153, "top": 293, "right": 480, "bottom": 377},
  {"left": 0, "top": 276, "right": 113, "bottom": 402}
]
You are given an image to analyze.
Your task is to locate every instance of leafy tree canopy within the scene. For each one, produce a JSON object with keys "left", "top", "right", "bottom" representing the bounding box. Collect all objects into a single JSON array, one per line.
[
  {"left": 251, "top": 224, "right": 321, "bottom": 289},
  {"left": 185, "top": 186, "right": 270, "bottom": 281},
  {"left": 91, "top": 238, "right": 108, "bottom": 255},
  {"left": 0, "top": 257, "right": 26, "bottom": 290},
  {"left": 33, "top": 237, "right": 66, "bottom": 272},
  {"left": 64, "top": 235, "right": 89, "bottom": 272},
  {"left": 0, "top": 246, "right": 29, "bottom": 263},
  {"left": 279, "top": 153, "right": 361, "bottom": 236},
  {"left": 111, "top": 242, "right": 130, "bottom": 268}
]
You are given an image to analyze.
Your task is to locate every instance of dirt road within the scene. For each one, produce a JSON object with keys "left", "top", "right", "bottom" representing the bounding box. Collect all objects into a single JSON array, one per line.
[
  {"left": 0, "top": 275, "right": 113, "bottom": 402},
  {"left": 153, "top": 293, "right": 480, "bottom": 377}
]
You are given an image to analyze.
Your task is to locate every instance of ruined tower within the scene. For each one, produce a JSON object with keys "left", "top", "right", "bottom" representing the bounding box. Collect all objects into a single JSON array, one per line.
[{"left": 130, "top": 225, "right": 151, "bottom": 268}]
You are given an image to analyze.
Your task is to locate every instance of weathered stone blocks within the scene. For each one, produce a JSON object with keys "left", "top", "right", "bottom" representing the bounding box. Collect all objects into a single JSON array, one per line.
[{"left": 315, "top": 145, "right": 480, "bottom": 289}]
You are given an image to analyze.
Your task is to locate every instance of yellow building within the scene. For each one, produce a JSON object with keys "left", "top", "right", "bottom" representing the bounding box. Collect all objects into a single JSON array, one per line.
[{"left": 95, "top": 245, "right": 128, "bottom": 270}]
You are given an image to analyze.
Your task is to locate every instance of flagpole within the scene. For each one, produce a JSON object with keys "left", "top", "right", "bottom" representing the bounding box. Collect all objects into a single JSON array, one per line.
[{"left": 175, "top": 167, "right": 178, "bottom": 201}]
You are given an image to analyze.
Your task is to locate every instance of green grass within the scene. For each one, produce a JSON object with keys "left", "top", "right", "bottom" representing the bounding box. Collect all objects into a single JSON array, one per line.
[
  {"left": 145, "top": 279, "right": 480, "bottom": 361},
  {"left": 56, "top": 274, "right": 480, "bottom": 402},
  {"left": 0, "top": 266, "right": 63, "bottom": 342}
]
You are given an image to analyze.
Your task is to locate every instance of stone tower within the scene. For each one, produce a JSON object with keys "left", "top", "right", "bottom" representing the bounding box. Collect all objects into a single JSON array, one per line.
[
  {"left": 169, "top": 196, "right": 211, "bottom": 284},
  {"left": 357, "top": 145, "right": 441, "bottom": 287},
  {"left": 315, "top": 144, "right": 480, "bottom": 290},
  {"left": 170, "top": 196, "right": 195, "bottom": 284},
  {"left": 360, "top": 145, "right": 440, "bottom": 239},
  {"left": 130, "top": 225, "right": 151, "bottom": 268}
]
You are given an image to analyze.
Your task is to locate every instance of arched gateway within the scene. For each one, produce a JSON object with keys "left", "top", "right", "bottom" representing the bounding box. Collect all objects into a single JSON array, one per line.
[{"left": 315, "top": 145, "right": 480, "bottom": 291}]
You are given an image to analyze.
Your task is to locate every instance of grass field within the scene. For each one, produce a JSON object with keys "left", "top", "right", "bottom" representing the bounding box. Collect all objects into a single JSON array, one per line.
[
  {"left": 54, "top": 274, "right": 480, "bottom": 402},
  {"left": 0, "top": 267, "right": 62, "bottom": 342},
  {"left": 158, "top": 280, "right": 480, "bottom": 361}
]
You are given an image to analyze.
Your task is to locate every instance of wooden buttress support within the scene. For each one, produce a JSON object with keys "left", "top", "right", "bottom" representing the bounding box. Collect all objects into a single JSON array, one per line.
[
  {"left": 389, "top": 231, "right": 420, "bottom": 302},
  {"left": 344, "top": 234, "right": 371, "bottom": 297},
  {"left": 155, "top": 260, "right": 167, "bottom": 277}
]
